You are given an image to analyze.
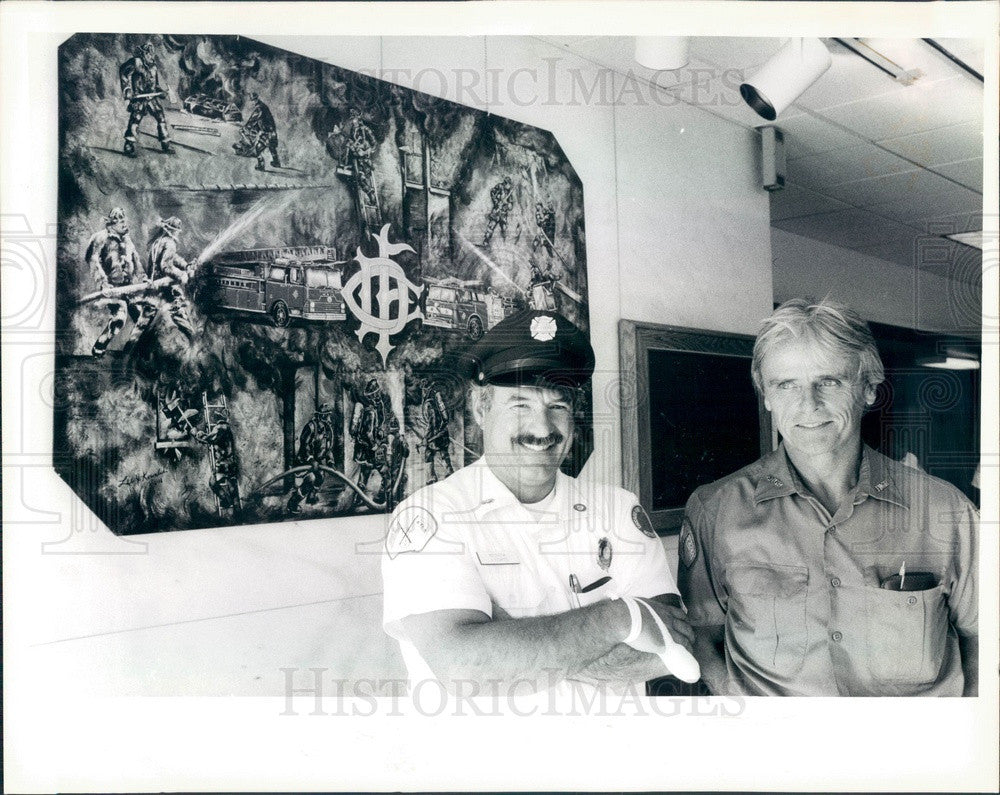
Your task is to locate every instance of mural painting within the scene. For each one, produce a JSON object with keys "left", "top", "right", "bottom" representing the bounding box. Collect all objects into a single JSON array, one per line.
[{"left": 55, "top": 34, "right": 590, "bottom": 534}]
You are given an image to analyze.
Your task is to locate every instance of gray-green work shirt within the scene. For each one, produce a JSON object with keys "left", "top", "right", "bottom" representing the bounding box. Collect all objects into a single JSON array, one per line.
[{"left": 679, "top": 444, "right": 978, "bottom": 696}]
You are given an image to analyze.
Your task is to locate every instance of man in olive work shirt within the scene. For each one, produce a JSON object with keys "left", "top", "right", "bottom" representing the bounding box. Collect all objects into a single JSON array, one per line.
[{"left": 679, "top": 298, "right": 978, "bottom": 696}]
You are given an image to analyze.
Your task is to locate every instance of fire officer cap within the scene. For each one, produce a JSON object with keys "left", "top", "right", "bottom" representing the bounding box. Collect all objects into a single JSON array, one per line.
[{"left": 463, "top": 309, "right": 595, "bottom": 388}]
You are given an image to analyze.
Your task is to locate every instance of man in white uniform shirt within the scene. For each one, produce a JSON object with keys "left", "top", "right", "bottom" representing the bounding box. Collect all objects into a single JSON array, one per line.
[{"left": 381, "top": 310, "right": 697, "bottom": 700}]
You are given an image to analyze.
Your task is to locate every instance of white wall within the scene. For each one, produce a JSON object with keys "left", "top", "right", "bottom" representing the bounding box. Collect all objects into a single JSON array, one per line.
[
  {"left": 772, "top": 227, "right": 982, "bottom": 336},
  {"left": 14, "top": 36, "right": 772, "bottom": 696}
]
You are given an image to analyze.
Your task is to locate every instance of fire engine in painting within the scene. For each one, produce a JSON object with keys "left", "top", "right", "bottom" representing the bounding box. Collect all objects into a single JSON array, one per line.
[
  {"left": 422, "top": 277, "right": 523, "bottom": 340},
  {"left": 204, "top": 246, "right": 348, "bottom": 328}
]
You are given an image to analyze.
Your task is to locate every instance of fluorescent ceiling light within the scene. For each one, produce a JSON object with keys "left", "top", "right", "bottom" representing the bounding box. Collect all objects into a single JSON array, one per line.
[
  {"left": 944, "top": 231, "right": 983, "bottom": 250},
  {"left": 917, "top": 355, "right": 980, "bottom": 370}
]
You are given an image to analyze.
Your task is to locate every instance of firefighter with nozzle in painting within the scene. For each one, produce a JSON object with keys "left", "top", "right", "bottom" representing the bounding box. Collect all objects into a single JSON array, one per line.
[
  {"left": 86, "top": 206, "right": 156, "bottom": 357},
  {"left": 147, "top": 216, "right": 197, "bottom": 343}
]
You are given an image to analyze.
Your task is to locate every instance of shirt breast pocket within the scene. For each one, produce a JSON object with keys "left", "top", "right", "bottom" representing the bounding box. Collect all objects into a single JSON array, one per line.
[
  {"left": 478, "top": 564, "right": 547, "bottom": 619},
  {"left": 728, "top": 564, "right": 809, "bottom": 675},
  {"left": 864, "top": 585, "right": 948, "bottom": 684}
]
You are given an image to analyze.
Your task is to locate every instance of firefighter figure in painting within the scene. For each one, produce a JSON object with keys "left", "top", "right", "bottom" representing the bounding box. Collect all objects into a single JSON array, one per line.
[
  {"left": 346, "top": 108, "right": 378, "bottom": 205},
  {"left": 420, "top": 379, "right": 454, "bottom": 485},
  {"left": 87, "top": 207, "right": 157, "bottom": 357},
  {"left": 528, "top": 263, "right": 558, "bottom": 312},
  {"left": 351, "top": 379, "right": 408, "bottom": 507},
  {"left": 195, "top": 418, "right": 240, "bottom": 512},
  {"left": 234, "top": 92, "right": 281, "bottom": 172},
  {"left": 482, "top": 176, "right": 515, "bottom": 246},
  {"left": 119, "top": 41, "right": 173, "bottom": 157},
  {"left": 532, "top": 201, "right": 556, "bottom": 257},
  {"left": 287, "top": 403, "right": 336, "bottom": 515},
  {"left": 147, "top": 216, "right": 196, "bottom": 343}
]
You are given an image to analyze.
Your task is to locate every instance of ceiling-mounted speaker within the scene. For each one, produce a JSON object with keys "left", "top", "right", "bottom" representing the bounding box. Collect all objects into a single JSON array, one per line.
[{"left": 760, "top": 125, "right": 786, "bottom": 191}]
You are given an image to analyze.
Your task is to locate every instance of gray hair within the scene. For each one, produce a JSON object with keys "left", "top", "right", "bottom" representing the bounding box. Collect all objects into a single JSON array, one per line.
[
  {"left": 751, "top": 298, "right": 885, "bottom": 393},
  {"left": 468, "top": 383, "right": 495, "bottom": 419}
]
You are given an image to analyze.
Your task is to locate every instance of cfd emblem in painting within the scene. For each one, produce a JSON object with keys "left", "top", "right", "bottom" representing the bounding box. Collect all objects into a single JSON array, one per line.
[{"left": 54, "top": 34, "right": 590, "bottom": 534}]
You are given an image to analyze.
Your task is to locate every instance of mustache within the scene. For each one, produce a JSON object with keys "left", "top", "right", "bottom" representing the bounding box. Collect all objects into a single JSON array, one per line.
[{"left": 513, "top": 432, "right": 564, "bottom": 447}]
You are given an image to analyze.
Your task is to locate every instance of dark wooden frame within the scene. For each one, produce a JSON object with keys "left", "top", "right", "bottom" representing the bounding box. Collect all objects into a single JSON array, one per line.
[{"left": 619, "top": 320, "right": 772, "bottom": 535}]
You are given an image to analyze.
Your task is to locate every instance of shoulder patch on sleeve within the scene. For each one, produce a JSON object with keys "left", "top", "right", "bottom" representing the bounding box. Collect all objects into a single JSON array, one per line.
[
  {"left": 631, "top": 504, "right": 657, "bottom": 538},
  {"left": 679, "top": 519, "right": 698, "bottom": 568},
  {"left": 386, "top": 506, "right": 439, "bottom": 560}
]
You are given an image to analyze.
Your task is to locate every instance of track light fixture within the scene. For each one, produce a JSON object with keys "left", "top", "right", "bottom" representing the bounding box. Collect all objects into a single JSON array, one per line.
[{"left": 740, "top": 38, "right": 832, "bottom": 120}]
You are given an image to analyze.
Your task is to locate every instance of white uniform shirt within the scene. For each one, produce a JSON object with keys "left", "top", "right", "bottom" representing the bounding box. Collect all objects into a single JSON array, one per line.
[{"left": 381, "top": 458, "right": 677, "bottom": 697}]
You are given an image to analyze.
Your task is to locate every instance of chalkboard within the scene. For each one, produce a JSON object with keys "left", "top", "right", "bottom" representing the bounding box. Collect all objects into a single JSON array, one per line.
[
  {"left": 619, "top": 320, "right": 771, "bottom": 534},
  {"left": 647, "top": 348, "right": 762, "bottom": 512}
]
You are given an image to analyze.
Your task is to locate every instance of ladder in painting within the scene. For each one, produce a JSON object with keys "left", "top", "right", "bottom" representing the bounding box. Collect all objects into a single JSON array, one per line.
[{"left": 202, "top": 392, "right": 242, "bottom": 514}]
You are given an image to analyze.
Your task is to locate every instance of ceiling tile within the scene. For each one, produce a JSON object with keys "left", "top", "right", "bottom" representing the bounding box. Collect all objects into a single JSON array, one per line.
[
  {"left": 540, "top": 36, "right": 633, "bottom": 71},
  {"left": 775, "top": 113, "right": 862, "bottom": 159},
  {"left": 790, "top": 144, "right": 915, "bottom": 188},
  {"left": 689, "top": 37, "right": 786, "bottom": 73},
  {"left": 851, "top": 238, "right": 921, "bottom": 268},
  {"left": 822, "top": 168, "right": 929, "bottom": 207},
  {"left": 811, "top": 75, "right": 983, "bottom": 141},
  {"left": 867, "top": 180, "right": 982, "bottom": 224},
  {"left": 850, "top": 237, "right": 980, "bottom": 285},
  {"left": 770, "top": 183, "right": 852, "bottom": 221},
  {"left": 794, "top": 46, "right": 907, "bottom": 113},
  {"left": 914, "top": 212, "right": 985, "bottom": 238},
  {"left": 930, "top": 158, "right": 984, "bottom": 192},
  {"left": 773, "top": 208, "right": 916, "bottom": 250},
  {"left": 878, "top": 121, "right": 984, "bottom": 168}
]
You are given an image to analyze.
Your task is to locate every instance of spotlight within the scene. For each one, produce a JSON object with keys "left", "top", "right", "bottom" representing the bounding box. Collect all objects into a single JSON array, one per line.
[
  {"left": 634, "top": 37, "right": 691, "bottom": 71},
  {"left": 740, "top": 38, "right": 832, "bottom": 120}
]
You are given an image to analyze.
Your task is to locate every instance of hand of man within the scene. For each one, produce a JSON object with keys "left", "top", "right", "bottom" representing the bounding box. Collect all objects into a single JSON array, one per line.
[
  {"left": 619, "top": 595, "right": 700, "bottom": 682},
  {"left": 626, "top": 596, "right": 695, "bottom": 656}
]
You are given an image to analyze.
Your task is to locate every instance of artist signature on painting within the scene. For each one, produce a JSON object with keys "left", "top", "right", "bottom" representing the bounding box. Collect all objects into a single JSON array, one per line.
[{"left": 118, "top": 470, "right": 166, "bottom": 489}]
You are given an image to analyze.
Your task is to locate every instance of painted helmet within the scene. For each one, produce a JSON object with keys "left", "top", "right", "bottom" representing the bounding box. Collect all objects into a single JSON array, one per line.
[{"left": 159, "top": 216, "right": 182, "bottom": 235}]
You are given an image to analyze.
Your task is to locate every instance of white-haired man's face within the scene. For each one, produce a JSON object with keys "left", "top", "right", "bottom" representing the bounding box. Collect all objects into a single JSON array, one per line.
[{"left": 761, "top": 336, "right": 876, "bottom": 464}]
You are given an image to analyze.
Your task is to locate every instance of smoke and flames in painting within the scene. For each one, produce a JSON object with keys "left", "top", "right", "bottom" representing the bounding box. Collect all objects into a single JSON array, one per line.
[{"left": 55, "top": 34, "right": 590, "bottom": 534}]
